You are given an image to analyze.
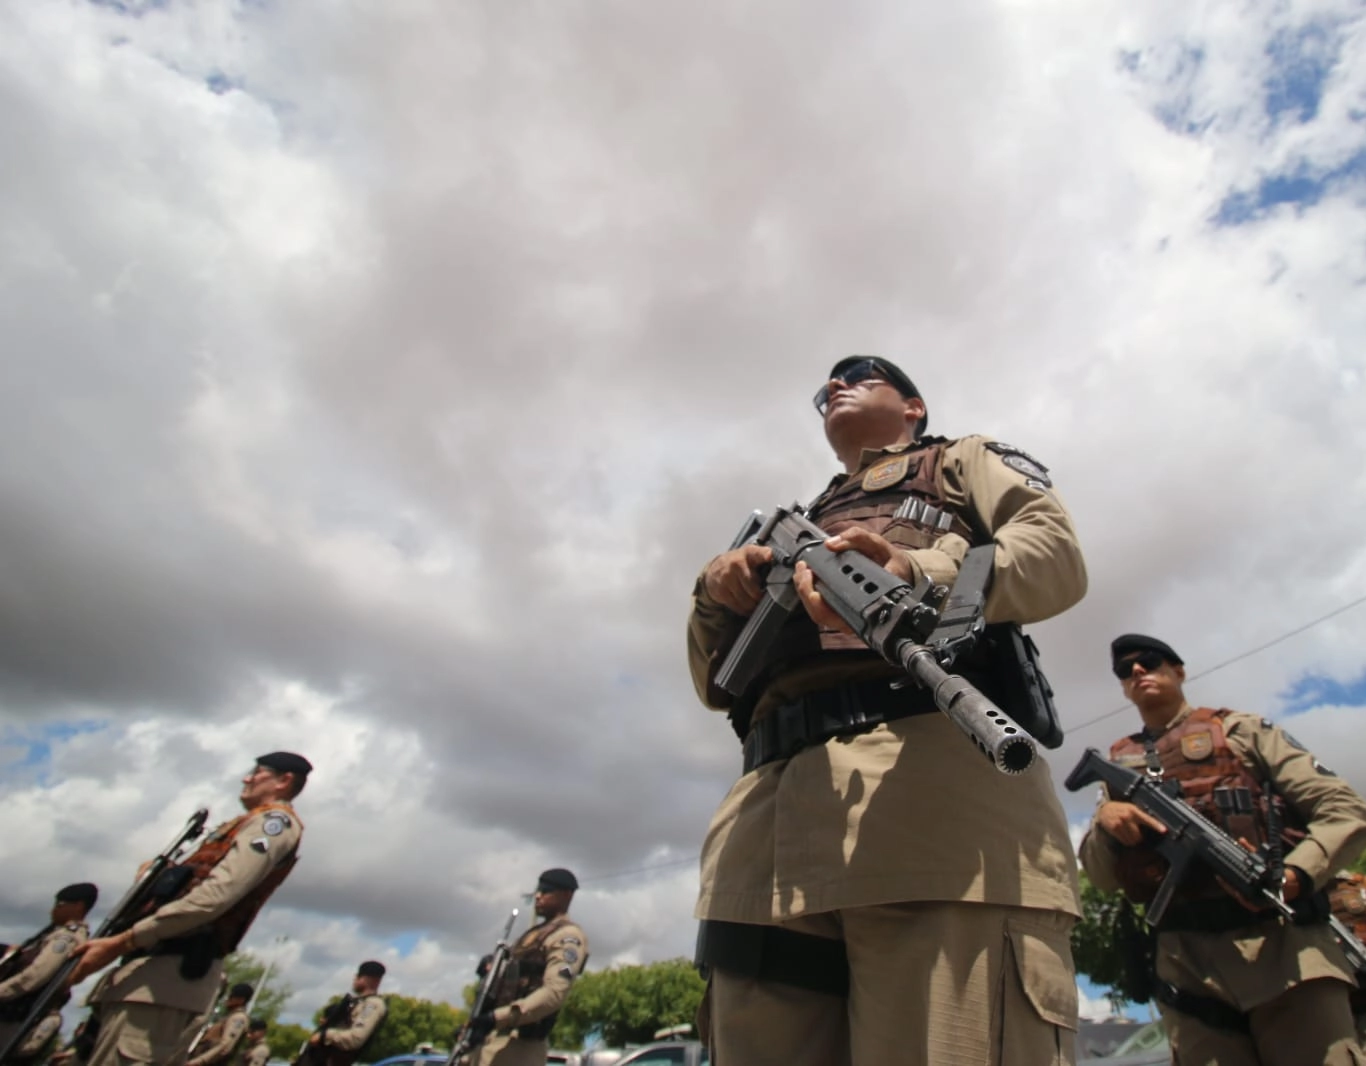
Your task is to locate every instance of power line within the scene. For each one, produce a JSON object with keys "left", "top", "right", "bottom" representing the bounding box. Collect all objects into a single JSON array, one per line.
[
  {"left": 580, "top": 855, "right": 696, "bottom": 884},
  {"left": 1067, "top": 591, "right": 1366, "bottom": 737}
]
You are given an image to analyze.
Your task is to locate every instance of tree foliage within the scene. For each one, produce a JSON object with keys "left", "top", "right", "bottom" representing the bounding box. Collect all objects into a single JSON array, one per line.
[
  {"left": 308, "top": 993, "right": 468, "bottom": 1063},
  {"left": 549, "top": 958, "right": 704, "bottom": 1049},
  {"left": 1070, "top": 871, "right": 1154, "bottom": 1011},
  {"left": 266, "top": 1022, "right": 312, "bottom": 1062},
  {"left": 222, "top": 950, "right": 294, "bottom": 1023}
]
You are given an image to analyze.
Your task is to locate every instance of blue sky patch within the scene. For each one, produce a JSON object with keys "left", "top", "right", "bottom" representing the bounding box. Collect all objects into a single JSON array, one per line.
[
  {"left": 1214, "top": 149, "right": 1366, "bottom": 225},
  {"left": 1280, "top": 670, "right": 1366, "bottom": 716},
  {"left": 1264, "top": 22, "right": 1340, "bottom": 125},
  {"left": 388, "top": 930, "right": 422, "bottom": 958}
]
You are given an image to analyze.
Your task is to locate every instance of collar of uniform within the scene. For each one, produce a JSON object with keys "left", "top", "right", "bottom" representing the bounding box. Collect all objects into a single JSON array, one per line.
[
  {"left": 854, "top": 440, "right": 913, "bottom": 471},
  {"left": 1141, "top": 701, "right": 1196, "bottom": 740}
]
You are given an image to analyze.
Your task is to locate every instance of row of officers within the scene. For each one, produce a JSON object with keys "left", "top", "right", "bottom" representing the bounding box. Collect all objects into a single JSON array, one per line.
[{"left": 0, "top": 744, "right": 587, "bottom": 1066}]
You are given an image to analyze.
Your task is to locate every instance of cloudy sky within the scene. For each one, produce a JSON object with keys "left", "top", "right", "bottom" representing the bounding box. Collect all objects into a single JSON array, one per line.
[{"left": 2, "top": 0, "right": 1364, "bottom": 1031}]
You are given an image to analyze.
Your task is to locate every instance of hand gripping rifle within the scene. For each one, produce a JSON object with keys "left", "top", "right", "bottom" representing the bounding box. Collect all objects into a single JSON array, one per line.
[
  {"left": 445, "top": 907, "right": 519, "bottom": 1066},
  {"left": 0, "top": 808, "right": 210, "bottom": 1066},
  {"left": 716, "top": 503, "right": 1037, "bottom": 774}
]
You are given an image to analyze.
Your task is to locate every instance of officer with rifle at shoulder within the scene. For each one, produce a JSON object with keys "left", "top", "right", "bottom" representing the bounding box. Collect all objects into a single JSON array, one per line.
[
  {"left": 239, "top": 1020, "right": 270, "bottom": 1066},
  {"left": 70, "top": 751, "right": 309, "bottom": 1066},
  {"left": 185, "top": 983, "right": 253, "bottom": 1066},
  {"left": 1077, "top": 634, "right": 1366, "bottom": 1066},
  {"left": 0, "top": 884, "right": 99, "bottom": 1063},
  {"left": 295, "top": 962, "right": 387, "bottom": 1066}
]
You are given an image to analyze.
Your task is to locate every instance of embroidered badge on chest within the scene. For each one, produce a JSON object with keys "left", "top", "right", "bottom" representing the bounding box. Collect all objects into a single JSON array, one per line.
[
  {"left": 1180, "top": 732, "right": 1214, "bottom": 761},
  {"left": 861, "top": 454, "right": 911, "bottom": 492}
]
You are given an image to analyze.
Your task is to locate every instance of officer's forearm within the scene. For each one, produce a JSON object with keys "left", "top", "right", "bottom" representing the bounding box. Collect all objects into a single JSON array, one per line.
[{"left": 1077, "top": 827, "right": 1124, "bottom": 895}]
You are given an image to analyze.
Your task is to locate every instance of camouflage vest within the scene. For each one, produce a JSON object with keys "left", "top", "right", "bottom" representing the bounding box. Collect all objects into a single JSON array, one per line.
[
  {"left": 171, "top": 804, "right": 301, "bottom": 955},
  {"left": 760, "top": 438, "right": 985, "bottom": 665},
  {"left": 1108, "top": 707, "right": 1303, "bottom": 903}
]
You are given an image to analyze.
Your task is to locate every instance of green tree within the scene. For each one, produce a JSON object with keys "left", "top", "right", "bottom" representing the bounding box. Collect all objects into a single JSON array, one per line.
[
  {"left": 266, "top": 1022, "right": 311, "bottom": 1061},
  {"left": 309, "top": 993, "right": 467, "bottom": 1063},
  {"left": 1070, "top": 871, "right": 1153, "bottom": 1012},
  {"left": 549, "top": 959, "right": 705, "bottom": 1049},
  {"left": 222, "top": 950, "right": 294, "bottom": 1023}
]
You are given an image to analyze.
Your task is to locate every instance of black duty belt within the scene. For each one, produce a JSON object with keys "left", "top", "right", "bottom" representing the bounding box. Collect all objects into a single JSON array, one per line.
[
  {"left": 1154, "top": 980, "right": 1250, "bottom": 1034},
  {"left": 742, "top": 678, "right": 938, "bottom": 773}
]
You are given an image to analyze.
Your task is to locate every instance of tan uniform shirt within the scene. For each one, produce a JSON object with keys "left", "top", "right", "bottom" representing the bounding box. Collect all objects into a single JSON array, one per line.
[
  {"left": 493, "top": 920, "right": 589, "bottom": 1031},
  {"left": 1079, "top": 703, "right": 1366, "bottom": 1008},
  {"left": 0, "top": 921, "right": 88, "bottom": 1002},
  {"left": 10, "top": 1009, "right": 62, "bottom": 1060},
  {"left": 187, "top": 1007, "right": 250, "bottom": 1066},
  {"left": 690, "top": 436, "right": 1086, "bottom": 923},
  {"left": 241, "top": 1039, "right": 271, "bottom": 1066},
  {"left": 96, "top": 805, "right": 303, "bottom": 1014},
  {"left": 321, "top": 993, "right": 386, "bottom": 1052}
]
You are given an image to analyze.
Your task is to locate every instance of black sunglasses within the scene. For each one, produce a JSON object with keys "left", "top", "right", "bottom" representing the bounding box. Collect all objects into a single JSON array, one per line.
[
  {"left": 812, "top": 359, "right": 894, "bottom": 415},
  {"left": 1113, "top": 650, "right": 1167, "bottom": 680}
]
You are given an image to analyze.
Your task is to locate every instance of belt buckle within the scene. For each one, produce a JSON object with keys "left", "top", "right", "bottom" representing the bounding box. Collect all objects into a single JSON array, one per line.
[{"left": 839, "top": 682, "right": 869, "bottom": 729}]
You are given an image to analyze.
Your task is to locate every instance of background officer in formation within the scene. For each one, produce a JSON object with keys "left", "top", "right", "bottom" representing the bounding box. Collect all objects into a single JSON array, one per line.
[
  {"left": 184, "top": 983, "right": 253, "bottom": 1066},
  {"left": 0, "top": 883, "right": 98, "bottom": 1062},
  {"left": 297, "top": 961, "right": 387, "bottom": 1066},
  {"left": 688, "top": 356, "right": 1088, "bottom": 1065},
  {"left": 71, "top": 751, "right": 309, "bottom": 1066},
  {"left": 467, "top": 869, "right": 589, "bottom": 1066},
  {"left": 1079, "top": 634, "right": 1366, "bottom": 1066},
  {"left": 239, "top": 1019, "right": 269, "bottom": 1066}
]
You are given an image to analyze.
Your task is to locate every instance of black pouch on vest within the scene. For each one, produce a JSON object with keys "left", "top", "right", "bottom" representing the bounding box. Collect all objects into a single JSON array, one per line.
[
  {"left": 147, "top": 864, "right": 195, "bottom": 904},
  {"left": 171, "top": 931, "right": 218, "bottom": 980},
  {"left": 978, "top": 624, "right": 1064, "bottom": 749}
]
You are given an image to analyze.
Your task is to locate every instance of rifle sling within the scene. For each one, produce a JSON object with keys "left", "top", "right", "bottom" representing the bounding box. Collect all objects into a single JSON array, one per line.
[
  {"left": 742, "top": 677, "right": 939, "bottom": 773},
  {"left": 1154, "top": 980, "right": 1251, "bottom": 1034}
]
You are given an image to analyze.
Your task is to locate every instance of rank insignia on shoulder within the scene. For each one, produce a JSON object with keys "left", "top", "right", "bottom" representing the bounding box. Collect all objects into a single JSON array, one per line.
[
  {"left": 562, "top": 937, "right": 582, "bottom": 947},
  {"left": 984, "top": 441, "right": 1052, "bottom": 487},
  {"left": 1279, "top": 729, "right": 1307, "bottom": 751},
  {"left": 1314, "top": 758, "right": 1337, "bottom": 776},
  {"left": 250, "top": 837, "right": 270, "bottom": 853},
  {"left": 861, "top": 454, "right": 911, "bottom": 492},
  {"left": 262, "top": 813, "right": 289, "bottom": 836}
]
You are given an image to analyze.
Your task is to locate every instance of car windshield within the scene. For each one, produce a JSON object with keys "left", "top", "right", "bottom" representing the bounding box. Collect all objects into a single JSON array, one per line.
[{"left": 1109, "top": 1020, "right": 1168, "bottom": 1056}]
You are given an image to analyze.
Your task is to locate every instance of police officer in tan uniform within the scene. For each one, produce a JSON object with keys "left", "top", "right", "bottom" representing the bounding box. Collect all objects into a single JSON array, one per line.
[
  {"left": 72, "top": 752, "right": 310, "bottom": 1066},
  {"left": 466, "top": 869, "right": 589, "bottom": 1066},
  {"left": 298, "top": 961, "right": 387, "bottom": 1066},
  {"left": 0, "top": 883, "right": 98, "bottom": 1059},
  {"left": 1079, "top": 634, "right": 1366, "bottom": 1066},
  {"left": 239, "top": 1020, "right": 269, "bottom": 1066},
  {"left": 689, "top": 356, "right": 1087, "bottom": 1066},
  {"left": 185, "top": 983, "right": 253, "bottom": 1066}
]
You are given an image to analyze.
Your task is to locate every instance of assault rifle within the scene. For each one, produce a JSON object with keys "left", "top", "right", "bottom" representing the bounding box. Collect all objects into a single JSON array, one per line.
[
  {"left": 0, "top": 808, "right": 210, "bottom": 1066},
  {"left": 716, "top": 503, "right": 1037, "bottom": 774},
  {"left": 445, "top": 907, "right": 520, "bottom": 1066},
  {"left": 1066, "top": 749, "right": 1366, "bottom": 971}
]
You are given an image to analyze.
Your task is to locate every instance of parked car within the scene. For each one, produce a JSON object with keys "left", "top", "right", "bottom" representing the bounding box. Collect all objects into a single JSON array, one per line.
[
  {"left": 370, "top": 1055, "right": 448, "bottom": 1066},
  {"left": 610, "top": 1040, "right": 708, "bottom": 1066},
  {"left": 1077, "top": 1019, "right": 1169, "bottom": 1065}
]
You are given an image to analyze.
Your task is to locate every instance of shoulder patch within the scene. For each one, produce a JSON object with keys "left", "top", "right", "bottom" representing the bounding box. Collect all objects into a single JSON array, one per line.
[
  {"left": 51, "top": 938, "right": 71, "bottom": 955},
  {"left": 563, "top": 948, "right": 579, "bottom": 964},
  {"left": 984, "top": 441, "right": 1052, "bottom": 487},
  {"left": 250, "top": 837, "right": 270, "bottom": 853},
  {"left": 262, "top": 813, "right": 289, "bottom": 836}
]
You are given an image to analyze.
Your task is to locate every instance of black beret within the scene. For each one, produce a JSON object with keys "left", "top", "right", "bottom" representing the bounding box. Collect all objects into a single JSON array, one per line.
[
  {"left": 829, "top": 356, "right": 927, "bottom": 429},
  {"left": 249, "top": 1018, "right": 268, "bottom": 1032},
  {"left": 357, "top": 960, "right": 386, "bottom": 978},
  {"left": 1111, "top": 634, "right": 1184, "bottom": 667},
  {"left": 537, "top": 868, "right": 579, "bottom": 892},
  {"left": 255, "top": 752, "right": 313, "bottom": 777},
  {"left": 229, "top": 983, "right": 254, "bottom": 1001},
  {"left": 55, "top": 883, "right": 99, "bottom": 907}
]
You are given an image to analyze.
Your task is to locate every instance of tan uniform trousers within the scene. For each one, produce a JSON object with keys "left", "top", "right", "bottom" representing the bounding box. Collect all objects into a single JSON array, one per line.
[
  {"left": 1159, "top": 978, "right": 1365, "bottom": 1066},
  {"left": 469, "top": 1031, "right": 549, "bottom": 1066},
  {"left": 705, "top": 901, "right": 1077, "bottom": 1066},
  {"left": 87, "top": 1002, "right": 200, "bottom": 1066}
]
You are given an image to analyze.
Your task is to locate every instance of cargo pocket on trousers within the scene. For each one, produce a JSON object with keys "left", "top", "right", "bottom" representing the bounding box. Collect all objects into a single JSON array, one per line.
[{"left": 1001, "top": 919, "right": 1078, "bottom": 1066}]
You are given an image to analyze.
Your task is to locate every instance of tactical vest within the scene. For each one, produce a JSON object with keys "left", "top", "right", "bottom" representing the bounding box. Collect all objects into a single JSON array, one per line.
[
  {"left": 1329, "top": 872, "right": 1366, "bottom": 944},
  {"left": 170, "top": 804, "right": 301, "bottom": 956},
  {"left": 197, "top": 1009, "right": 247, "bottom": 1060},
  {"left": 760, "top": 438, "right": 983, "bottom": 664},
  {"left": 0, "top": 925, "right": 80, "bottom": 1023},
  {"left": 496, "top": 917, "right": 576, "bottom": 1040},
  {"left": 311, "top": 994, "right": 384, "bottom": 1066},
  {"left": 1108, "top": 708, "right": 1303, "bottom": 904}
]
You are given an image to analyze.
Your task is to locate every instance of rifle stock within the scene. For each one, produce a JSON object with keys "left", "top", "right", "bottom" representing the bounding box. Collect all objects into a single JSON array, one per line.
[{"left": 0, "top": 808, "right": 210, "bottom": 1066}]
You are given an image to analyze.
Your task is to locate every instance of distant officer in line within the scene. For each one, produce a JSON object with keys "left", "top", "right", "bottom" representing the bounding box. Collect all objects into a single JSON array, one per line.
[
  {"left": 186, "top": 983, "right": 254, "bottom": 1066},
  {"left": 0, "top": 882, "right": 99, "bottom": 1057},
  {"left": 467, "top": 869, "right": 590, "bottom": 1066},
  {"left": 297, "top": 961, "right": 387, "bottom": 1066},
  {"left": 688, "top": 357, "right": 1087, "bottom": 1065},
  {"left": 239, "top": 1020, "right": 270, "bottom": 1066},
  {"left": 1079, "top": 634, "right": 1366, "bottom": 1066},
  {"left": 72, "top": 752, "right": 310, "bottom": 1066}
]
